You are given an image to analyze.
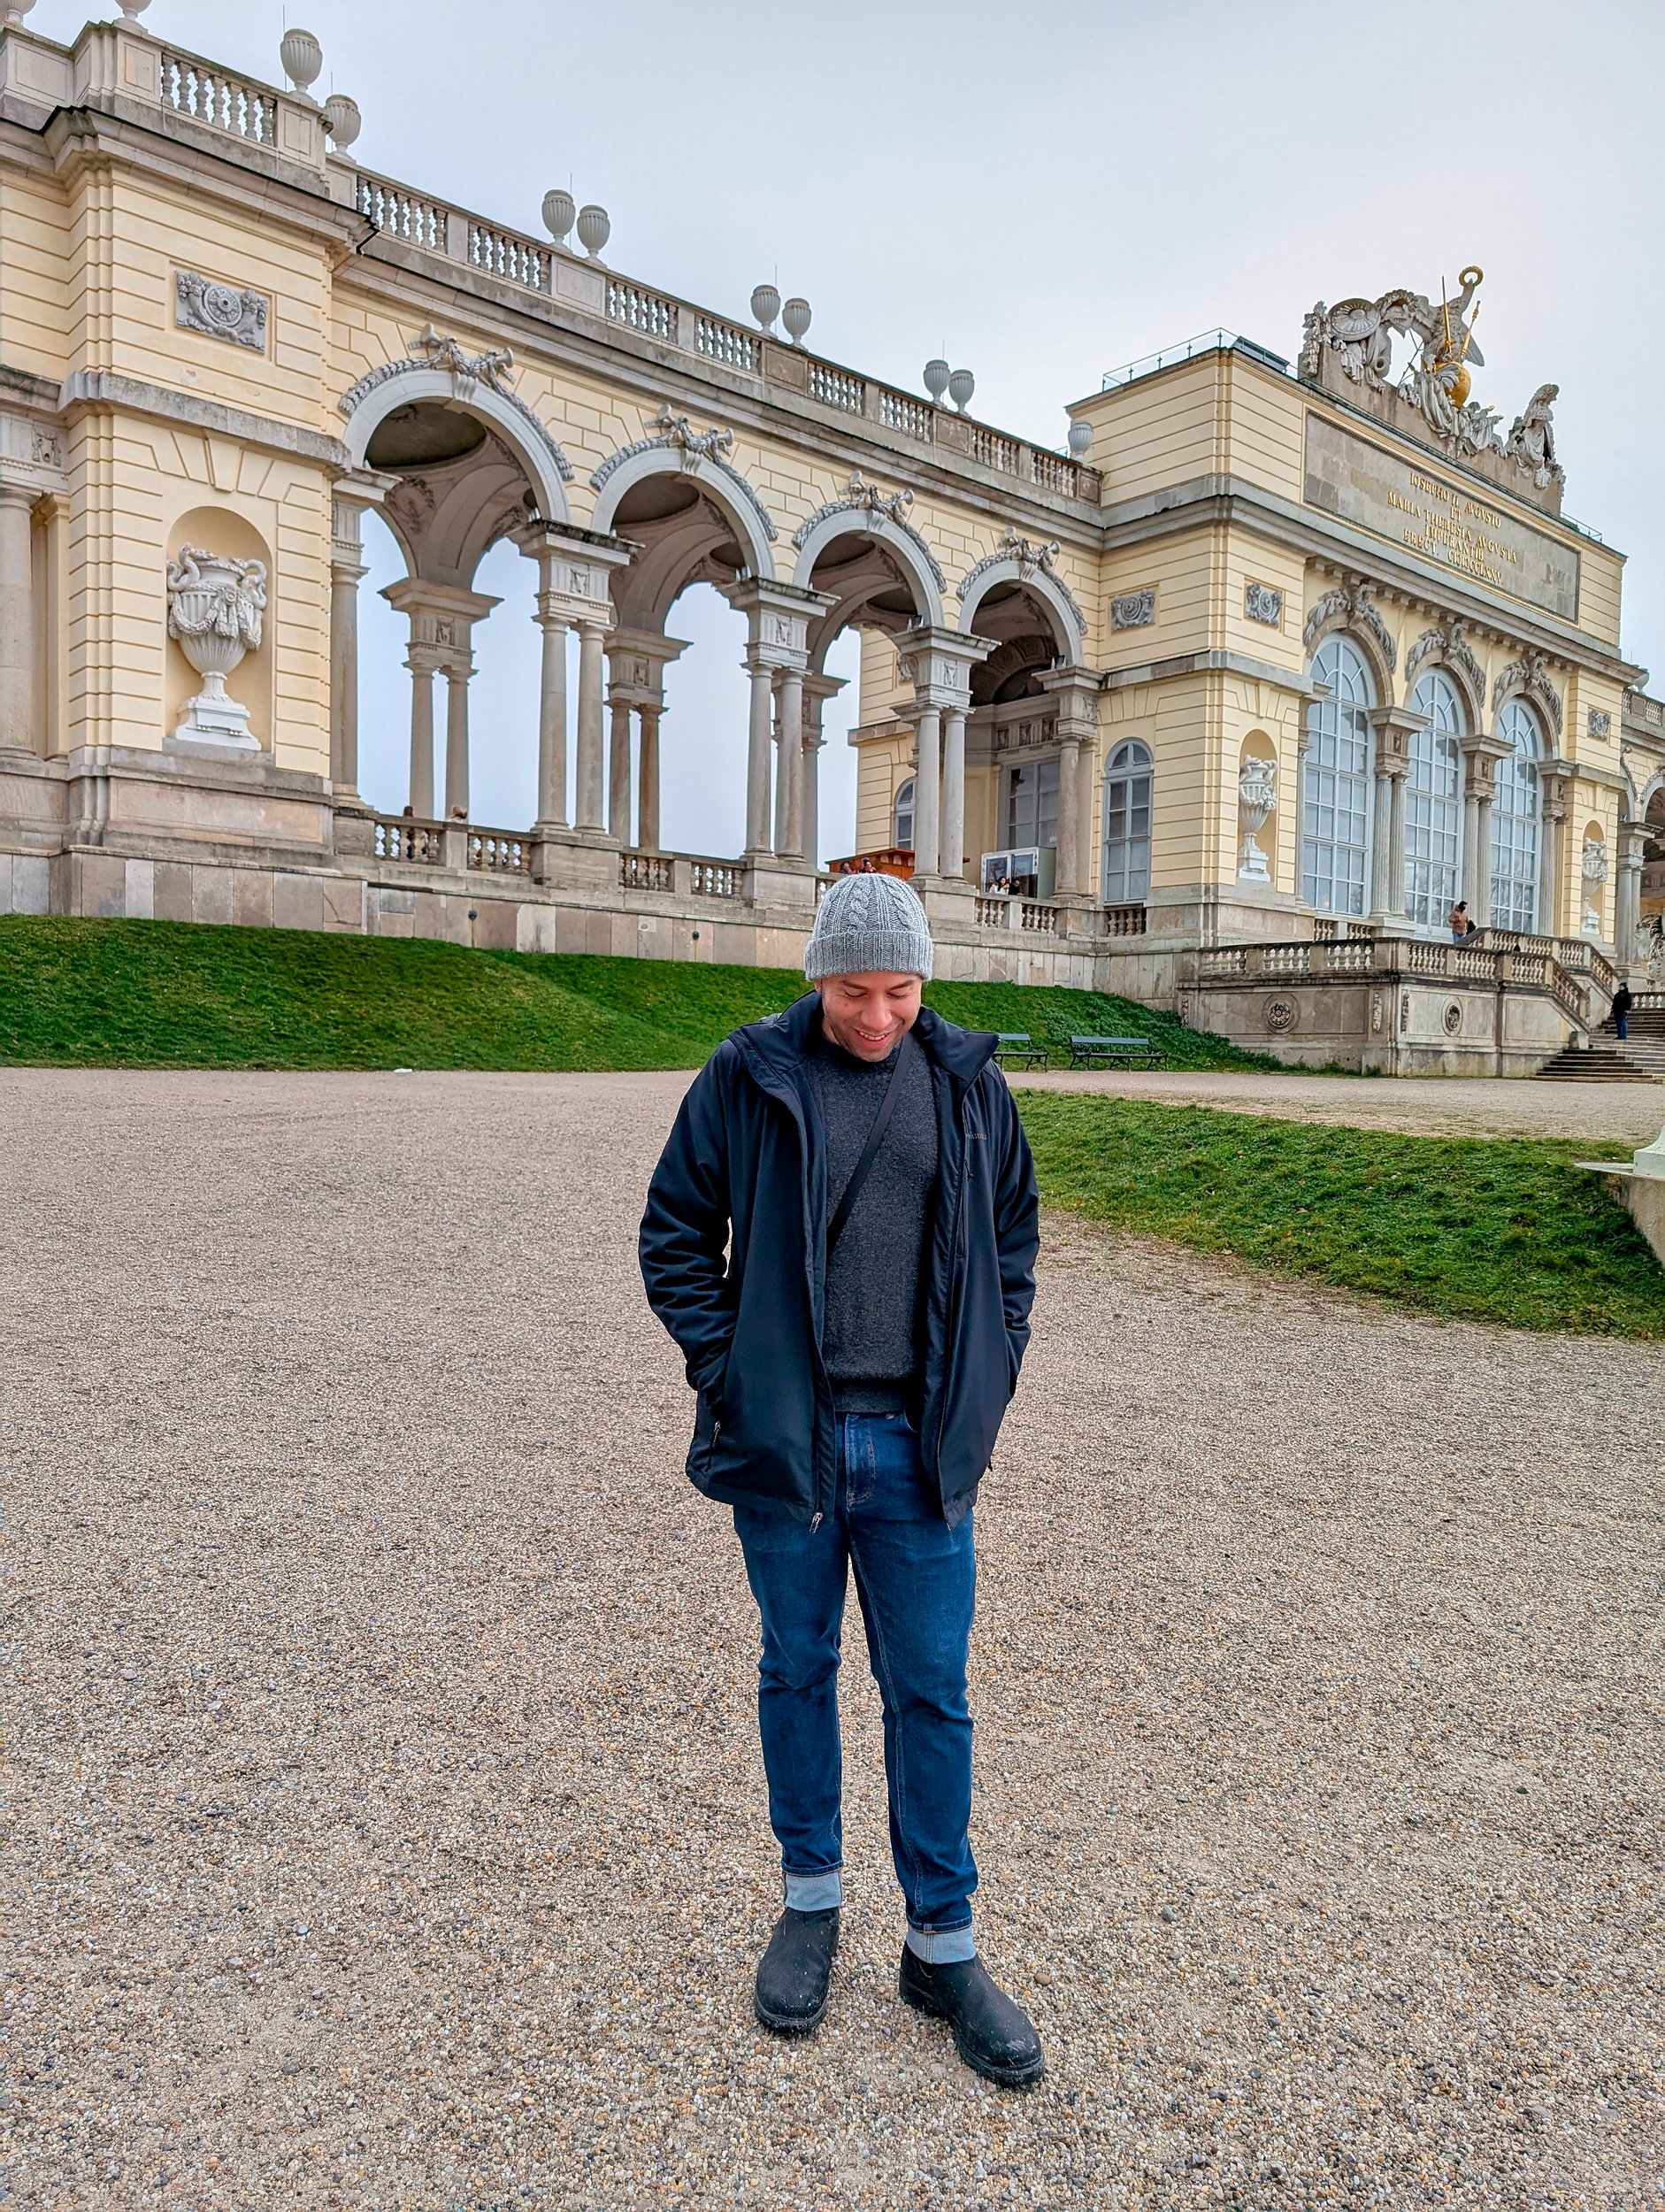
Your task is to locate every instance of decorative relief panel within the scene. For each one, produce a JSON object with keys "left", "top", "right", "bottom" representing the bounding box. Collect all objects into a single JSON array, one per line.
[
  {"left": 1111, "top": 588, "right": 1155, "bottom": 631},
  {"left": 1588, "top": 708, "right": 1612, "bottom": 739},
  {"left": 1244, "top": 582, "right": 1283, "bottom": 627},
  {"left": 175, "top": 271, "right": 268, "bottom": 352}
]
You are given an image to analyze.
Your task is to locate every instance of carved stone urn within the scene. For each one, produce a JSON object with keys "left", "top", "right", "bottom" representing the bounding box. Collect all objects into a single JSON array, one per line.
[
  {"left": 166, "top": 548, "right": 267, "bottom": 749},
  {"left": 1582, "top": 835, "right": 1608, "bottom": 939},
  {"left": 1237, "top": 756, "right": 1279, "bottom": 882}
]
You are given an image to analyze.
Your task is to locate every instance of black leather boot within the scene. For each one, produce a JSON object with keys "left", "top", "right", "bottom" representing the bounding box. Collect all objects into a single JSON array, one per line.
[
  {"left": 754, "top": 1907, "right": 840, "bottom": 2034},
  {"left": 899, "top": 1946, "right": 1045, "bottom": 2087}
]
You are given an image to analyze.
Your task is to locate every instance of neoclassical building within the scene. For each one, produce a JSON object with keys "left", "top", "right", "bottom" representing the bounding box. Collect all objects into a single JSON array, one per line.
[{"left": 0, "top": 12, "right": 1658, "bottom": 1068}]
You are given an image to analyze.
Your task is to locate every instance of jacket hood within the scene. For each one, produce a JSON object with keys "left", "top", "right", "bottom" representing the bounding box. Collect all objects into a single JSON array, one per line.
[{"left": 729, "top": 991, "right": 997, "bottom": 1090}]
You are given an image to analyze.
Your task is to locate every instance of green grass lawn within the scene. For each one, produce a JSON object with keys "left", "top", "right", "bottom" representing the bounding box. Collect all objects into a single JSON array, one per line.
[
  {"left": 0, "top": 915, "right": 1277, "bottom": 1074},
  {"left": 1017, "top": 1091, "right": 1660, "bottom": 1338}
]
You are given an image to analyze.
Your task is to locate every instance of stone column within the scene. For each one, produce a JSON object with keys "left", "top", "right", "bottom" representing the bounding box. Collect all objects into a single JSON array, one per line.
[
  {"left": 608, "top": 696, "right": 634, "bottom": 845},
  {"left": 0, "top": 480, "right": 38, "bottom": 758},
  {"left": 1462, "top": 736, "right": 1508, "bottom": 926},
  {"left": 799, "top": 672, "right": 847, "bottom": 873},
  {"left": 778, "top": 665, "right": 805, "bottom": 860},
  {"left": 326, "top": 471, "right": 394, "bottom": 804},
  {"left": 1540, "top": 770, "right": 1569, "bottom": 937},
  {"left": 406, "top": 646, "right": 440, "bottom": 819},
  {"left": 638, "top": 704, "right": 663, "bottom": 852},
  {"left": 444, "top": 652, "right": 473, "bottom": 818},
  {"left": 1055, "top": 733, "right": 1082, "bottom": 896},
  {"left": 940, "top": 709, "right": 968, "bottom": 880},
  {"left": 533, "top": 604, "right": 569, "bottom": 829},
  {"left": 744, "top": 651, "right": 777, "bottom": 856},
  {"left": 1616, "top": 821, "right": 1647, "bottom": 967},
  {"left": 574, "top": 618, "right": 608, "bottom": 832},
  {"left": 1368, "top": 707, "right": 1425, "bottom": 926},
  {"left": 911, "top": 710, "right": 941, "bottom": 880},
  {"left": 1037, "top": 664, "right": 1107, "bottom": 916}
]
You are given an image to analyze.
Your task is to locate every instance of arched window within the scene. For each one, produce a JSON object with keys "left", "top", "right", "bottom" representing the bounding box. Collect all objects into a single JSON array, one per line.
[
  {"left": 893, "top": 776, "right": 916, "bottom": 851},
  {"left": 1301, "top": 636, "right": 1374, "bottom": 916},
  {"left": 1101, "top": 739, "right": 1153, "bottom": 902},
  {"left": 1405, "top": 670, "right": 1465, "bottom": 926},
  {"left": 1490, "top": 698, "right": 1543, "bottom": 933}
]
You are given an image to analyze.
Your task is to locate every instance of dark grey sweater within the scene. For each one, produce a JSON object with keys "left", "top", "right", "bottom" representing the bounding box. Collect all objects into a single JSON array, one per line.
[{"left": 805, "top": 1032, "right": 940, "bottom": 1412}]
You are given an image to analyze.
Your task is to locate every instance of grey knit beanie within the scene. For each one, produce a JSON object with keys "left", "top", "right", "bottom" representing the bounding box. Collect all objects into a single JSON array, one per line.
[{"left": 804, "top": 871, "right": 934, "bottom": 982}]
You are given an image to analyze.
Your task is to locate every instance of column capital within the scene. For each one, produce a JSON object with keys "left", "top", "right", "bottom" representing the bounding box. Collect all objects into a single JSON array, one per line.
[
  {"left": 1034, "top": 664, "right": 1105, "bottom": 742},
  {"left": 329, "top": 464, "right": 400, "bottom": 512},
  {"left": 729, "top": 577, "right": 837, "bottom": 668},
  {"left": 1369, "top": 703, "right": 1431, "bottom": 773},
  {"left": 896, "top": 626, "right": 998, "bottom": 710},
  {"left": 381, "top": 577, "right": 502, "bottom": 663},
  {"left": 512, "top": 519, "right": 636, "bottom": 627},
  {"left": 607, "top": 627, "right": 691, "bottom": 706}
]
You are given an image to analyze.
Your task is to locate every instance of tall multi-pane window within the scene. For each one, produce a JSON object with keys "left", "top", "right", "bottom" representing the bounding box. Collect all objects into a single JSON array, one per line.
[
  {"left": 1404, "top": 669, "right": 1465, "bottom": 926},
  {"left": 893, "top": 776, "right": 916, "bottom": 850},
  {"left": 1101, "top": 739, "right": 1154, "bottom": 902},
  {"left": 1006, "top": 757, "right": 1059, "bottom": 852},
  {"left": 1301, "top": 636, "right": 1374, "bottom": 916},
  {"left": 1490, "top": 699, "right": 1543, "bottom": 933}
]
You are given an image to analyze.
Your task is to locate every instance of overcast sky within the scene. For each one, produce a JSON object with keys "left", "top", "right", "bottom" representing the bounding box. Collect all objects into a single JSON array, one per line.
[{"left": 41, "top": 0, "right": 1665, "bottom": 852}]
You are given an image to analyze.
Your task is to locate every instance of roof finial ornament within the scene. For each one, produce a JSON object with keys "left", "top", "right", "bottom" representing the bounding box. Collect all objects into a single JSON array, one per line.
[{"left": 280, "top": 27, "right": 324, "bottom": 98}]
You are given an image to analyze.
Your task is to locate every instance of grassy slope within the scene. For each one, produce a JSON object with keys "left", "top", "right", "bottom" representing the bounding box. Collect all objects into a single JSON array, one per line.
[
  {"left": 0, "top": 916, "right": 1276, "bottom": 1073},
  {"left": 1017, "top": 1092, "right": 1659, "bottom": 1339}
]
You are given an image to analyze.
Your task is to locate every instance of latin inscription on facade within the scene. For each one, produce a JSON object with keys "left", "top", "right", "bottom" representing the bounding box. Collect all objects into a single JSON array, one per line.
[{"left": 1302, "top": 414, "right": 1578, "bottom": 622}]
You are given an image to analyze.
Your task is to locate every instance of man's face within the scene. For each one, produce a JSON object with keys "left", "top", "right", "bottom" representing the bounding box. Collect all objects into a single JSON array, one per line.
[{"left": 817, "top": 972, "right": 924, "bottom": 1063}]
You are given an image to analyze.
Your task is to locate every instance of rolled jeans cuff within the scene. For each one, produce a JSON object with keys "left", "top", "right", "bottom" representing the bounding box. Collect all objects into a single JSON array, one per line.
[
  {"left": 905, "top": 1920, "right": 977, "bottom": 1965},
  {"left": 784, "top": 1869, "right": 844, "bottom": 1913}
]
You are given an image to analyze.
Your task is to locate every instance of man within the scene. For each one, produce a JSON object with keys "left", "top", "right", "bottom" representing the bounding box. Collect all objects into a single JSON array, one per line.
[
  {"left": 639, "top": 872, "right": 1044, "bottom": 2087},
  {"left": 1611, "top": 979, "right": 1634, "bottom": 1041}
]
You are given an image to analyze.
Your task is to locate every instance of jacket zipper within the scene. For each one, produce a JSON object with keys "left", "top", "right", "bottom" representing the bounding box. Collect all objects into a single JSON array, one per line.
[{"left": 929, "top": 1087, "right": 971, "bottom": 1474}]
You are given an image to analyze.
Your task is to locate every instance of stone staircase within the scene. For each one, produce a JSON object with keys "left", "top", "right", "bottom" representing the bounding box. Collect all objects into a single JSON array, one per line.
[{"left": 1534, "top": 1003, "right": 1665, "bottom": 1082}]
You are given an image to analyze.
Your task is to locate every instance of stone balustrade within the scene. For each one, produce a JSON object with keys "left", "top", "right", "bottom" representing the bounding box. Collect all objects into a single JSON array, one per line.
[{"left": 348, "top": 166, "right": 1102, "bottom": 505}]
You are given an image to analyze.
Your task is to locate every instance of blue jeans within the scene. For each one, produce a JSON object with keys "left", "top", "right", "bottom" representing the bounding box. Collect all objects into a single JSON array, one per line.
[{"left": 733, "top": 1411, "right": 978, "bottom": 1962}]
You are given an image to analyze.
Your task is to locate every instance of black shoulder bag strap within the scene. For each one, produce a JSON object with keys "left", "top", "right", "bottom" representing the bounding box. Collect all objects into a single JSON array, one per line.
[{"left": 825, "top": 1030, "right": 917, "bottom": 1256}]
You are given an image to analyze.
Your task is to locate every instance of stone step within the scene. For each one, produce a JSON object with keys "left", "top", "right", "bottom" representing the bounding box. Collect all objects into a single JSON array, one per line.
[{"left": 1534, "top": 1044, "right": 1665, "bottom": 1082}]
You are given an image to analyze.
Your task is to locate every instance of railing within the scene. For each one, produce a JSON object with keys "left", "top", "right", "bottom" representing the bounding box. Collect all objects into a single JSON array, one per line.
[
  {"left": 971, "top": 426, "right": 1020, "bottom": 474},
  {"left": 373, "top": 817, "right": 445, "bottom": 864},
  {"left": 473, "top": 224, "right": 548, "bottom": 292},
  {"left": 608, "top": 280, "right": 677, "bottom": 341},
  {"left": 1261, "top": 943, "right": 1310, "bottom": 974},
  {"left": 877, "top": 389, "right": 934, "bottom": 441},
  {"left": 808, "top": 362, "right": 865, "bottom": 414},
  {"left": 620, "top": 852, "right": 675, "bottom": 892},
  {"left": 1102, "top": 903, "right": 1147, "bottom": 937},
  {"left": 975, "top": 895, "right": 1011, "bottom": 927},
  {"left": 158, "top": 50, "right": 275, "bottom": 144},
  {"left": 341, "top": 169, "right": 1101, "bottom": 503},
  {"left": 1190, "top": 933, "right": 1608, "bottom": 1033},
  {"left": 468, "top": 831, "right": 529, "bottom": 873},
  {"left": 1020, "top": 902, "right": 1059, "bottom": 934},
  {"left": 357, "top": 174, "right": 446, "bottom": 251},
  {"left": 1101, "top": 329, "right": 1289, "bottom": 392},
  {"left": 689, "top": 860, "right": 740, "bottom": 899},
  {"left": 694, "top": 316, "right": 757, "bottom": 372}
]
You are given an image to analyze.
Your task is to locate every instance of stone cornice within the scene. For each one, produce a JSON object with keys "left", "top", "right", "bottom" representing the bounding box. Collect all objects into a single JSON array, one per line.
[
  {"left": 1099, "top": 471, "right": 1642, "bottom": 686},
  {"left": 59, "top": 373, "right": 350, "bottom": 470},
  {"left": 1100, "top": 649, "right": 1321, "bottom": 698}
]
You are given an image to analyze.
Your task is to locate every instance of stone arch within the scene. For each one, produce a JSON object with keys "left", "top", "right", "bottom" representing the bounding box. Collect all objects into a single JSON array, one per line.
[
  {"left": 1405, "top": 624, "right": 1486, "bottom": 733},
  {"left": 1302, "top": 582, "right": 1397, "bottom": 704},
  {"left": 340, "top": 358, "right": 572, "bottom": 528},
  {"left": 956, "top": 545, "right": 1083, "bottom": 659},
  {"left": 590, "top": 443, "right": 776, "bottom": 585},
  {"left": 792, "top": 503, "right": 945, "bottom": 631}
]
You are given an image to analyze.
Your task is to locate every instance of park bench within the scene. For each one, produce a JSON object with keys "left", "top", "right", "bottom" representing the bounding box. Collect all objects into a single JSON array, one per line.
[
  {"left": 994, "top": 1033, "right": 1048, "bottom": 1071},
  {"left": 1067, "top": 1034, "right": 1169, "bottom": 1071}
]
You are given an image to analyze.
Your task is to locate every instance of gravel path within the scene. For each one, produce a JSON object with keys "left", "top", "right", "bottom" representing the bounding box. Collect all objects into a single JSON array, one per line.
[
  {"left": 1011, "top": 1070, "right": 1665, "bottom": 1145},
  {"left": 7, "top": 1069, "right": 1663, "bottom": 2212}
]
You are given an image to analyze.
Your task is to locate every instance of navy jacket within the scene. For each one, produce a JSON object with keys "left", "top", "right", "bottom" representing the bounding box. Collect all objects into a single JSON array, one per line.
[{"left": 638, "top": 994, "right": 1040, "bottom": 1529}]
